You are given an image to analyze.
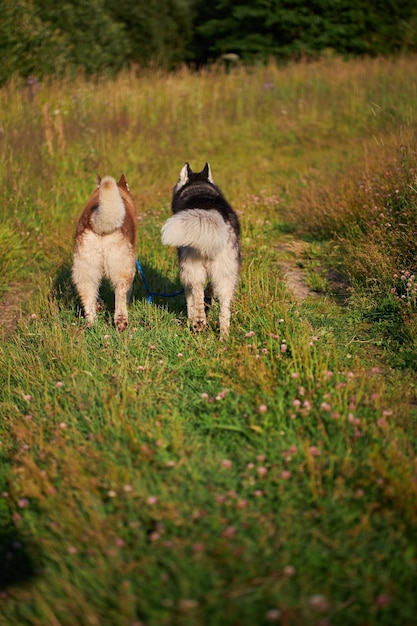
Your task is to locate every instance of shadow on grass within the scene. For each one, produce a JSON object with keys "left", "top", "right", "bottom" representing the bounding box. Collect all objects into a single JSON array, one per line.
[
  {"left": 0, "top": 469, "right": 40, "bottom": 591},
  {"left": 52, "top": 263, "right": 81, "bottom": 312},
  {"left": 51, "top": 261, "right": 186, "bottom": 318},
  {"left": 0, "top": 526, "right": 39, "bottom": 590},
  {"left": 133, "top": 260, "right": 185, "bottom": 316}
]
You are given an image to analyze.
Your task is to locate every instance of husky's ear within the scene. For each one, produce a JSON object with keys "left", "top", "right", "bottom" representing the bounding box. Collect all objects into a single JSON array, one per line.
[
  {"left": 96, "top": 175, "right": 102, "bottom": 187},
  {"left": 118, "top": 173, "right": 130, "bottom": 191},
  {"left": 203, "top": 162, "right": 214, "bottom": 184},
  {"left": 177, "top": 162, "right": 190, "bottom": 188}
]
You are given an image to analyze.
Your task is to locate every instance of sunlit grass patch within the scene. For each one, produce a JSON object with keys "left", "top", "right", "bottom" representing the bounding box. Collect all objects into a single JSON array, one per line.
[
  {"left": 1, "top": 56, "right": 417, "bottom": 625},
  {"left": 0, "top": 224, "right": 27, "bottom": 295}
]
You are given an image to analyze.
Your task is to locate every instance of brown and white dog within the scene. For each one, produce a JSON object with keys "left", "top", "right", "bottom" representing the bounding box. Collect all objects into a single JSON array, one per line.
[{"left": 72, "top": 174, "right": 137, "bottom": 332}]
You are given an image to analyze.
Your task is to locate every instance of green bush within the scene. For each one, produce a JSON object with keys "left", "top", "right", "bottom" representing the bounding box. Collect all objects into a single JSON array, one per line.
[{"left": 0, "top": 0, "right": 69, "bottom": 84}]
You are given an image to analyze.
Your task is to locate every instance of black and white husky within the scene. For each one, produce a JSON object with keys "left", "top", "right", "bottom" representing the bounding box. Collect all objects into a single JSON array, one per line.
[{"left": 161, "top": 162, "right": 241, "bottom": 338}]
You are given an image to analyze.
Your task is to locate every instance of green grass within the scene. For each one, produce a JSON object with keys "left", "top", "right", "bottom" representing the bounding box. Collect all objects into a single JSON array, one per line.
[{"left": 1, "top": 57, "right": 417, "bottom": 625}]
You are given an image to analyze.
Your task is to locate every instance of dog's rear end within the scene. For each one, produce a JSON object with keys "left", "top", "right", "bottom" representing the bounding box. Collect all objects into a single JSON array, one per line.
[
  {"left": 72, "top": 174, "right": 137, "bottom": 332},
  {"left": 161, "top": 163, "right": 240, "bottom": 338}
]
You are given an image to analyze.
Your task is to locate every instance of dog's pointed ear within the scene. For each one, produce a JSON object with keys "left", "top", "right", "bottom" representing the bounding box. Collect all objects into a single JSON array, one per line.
[
  {"left": 96, "top": 175, "right": 101, "bottom": 187},
  {"left": 203, "top": 162, "right": 214, "bottom": 183},
  {"left": 118, "top": 173, "right": 129, "bottom": 191},
  {"left": 178, "top": 162, "right": 190, "bottom": 187}
]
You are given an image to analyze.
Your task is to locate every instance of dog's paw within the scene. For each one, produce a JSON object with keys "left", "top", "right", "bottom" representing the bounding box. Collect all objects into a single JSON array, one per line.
[
  {"left": 85, "top": 313, "right": 96, "bottom": 327},
  {"left": 193, "top": 318, "right": 206, "bottom": 333},
  {"left": 115, "top": 315, "right": 128, "bottom": 333}
]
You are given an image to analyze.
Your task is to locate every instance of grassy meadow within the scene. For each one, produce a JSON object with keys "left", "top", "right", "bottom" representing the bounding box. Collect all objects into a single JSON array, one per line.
[{"left": 1, "top": 56, "right": 417, "bottom": 625}]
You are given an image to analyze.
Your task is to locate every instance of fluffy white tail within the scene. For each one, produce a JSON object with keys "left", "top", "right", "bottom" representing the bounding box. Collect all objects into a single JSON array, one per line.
[
  {"left": 161, "top": 209, "right": 228, "bottom": 257},
  {"left": 93, "top": 176, "right": 125, "bottom": 234}
]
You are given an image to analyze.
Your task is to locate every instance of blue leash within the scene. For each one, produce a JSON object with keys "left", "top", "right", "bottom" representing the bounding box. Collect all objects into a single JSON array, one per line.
[{"left": 135, "top": 259, "right": 184, "bottom": 304}]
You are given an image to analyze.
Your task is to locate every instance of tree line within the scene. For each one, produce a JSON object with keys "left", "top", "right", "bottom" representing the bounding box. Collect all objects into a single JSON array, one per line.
[{"left": 1, "top": 0, "right": 417, "bottom": 84}]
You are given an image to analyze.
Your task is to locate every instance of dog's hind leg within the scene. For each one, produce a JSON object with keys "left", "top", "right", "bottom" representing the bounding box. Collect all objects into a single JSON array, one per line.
[
  {"left": 72, "top": 256, "right": 102, "bottom": 326},
  {"left": 218, "top": 290, "right": 233, "bottom": 339},
  {"left": 192, "top": 283, "right": 206, "bottom": 333},
  {"left": 105, "top": 239, "right": 135, "bottom": 332},
  {"left": 180, "top": 256, "right": 207, "bottom": 333},
  {"left": 184, "top": 285, "right": 195, "bottom": 323},
  {"left": 113, "top": 277, "right": 133, "bottom": 332},
  {"left": 78, "top": 286, "right": 100, "bottom": 325},
  {"left": 212, "top": 262, "right": 239, "bottom": 340},
  {"left": 183, "top": 283, "right": 206, "bottom": 332}
]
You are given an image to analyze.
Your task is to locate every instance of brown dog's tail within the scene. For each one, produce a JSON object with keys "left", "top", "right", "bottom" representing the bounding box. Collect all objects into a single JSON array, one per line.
[{"left": 92, "top": 176, "right": 126, "bottom": 235}]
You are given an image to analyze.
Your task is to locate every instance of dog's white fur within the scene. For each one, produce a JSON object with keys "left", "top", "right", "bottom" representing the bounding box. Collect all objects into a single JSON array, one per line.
[
  {"left": 72, "top": 175, "right": 137, "bottom": 332},
  {"left": 176, "top": 230, "right": 240, "bottom": 338},
  {"left": 161, "top": 209, "right": 228, "bottom": 256},
  {"left": 93, "top": 177, "right": 126, "bottom": 234}
]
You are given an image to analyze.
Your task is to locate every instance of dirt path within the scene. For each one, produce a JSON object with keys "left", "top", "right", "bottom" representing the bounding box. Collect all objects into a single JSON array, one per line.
[
  {"left": 0, "top": 284, "right": 33, "bottom": 340},
  {"left": 276, "top": 240, "right": 317, "bottom": 303},
  {"left": 277, "top": 239, "right": 350, "bottom": 305}
]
